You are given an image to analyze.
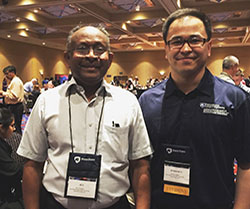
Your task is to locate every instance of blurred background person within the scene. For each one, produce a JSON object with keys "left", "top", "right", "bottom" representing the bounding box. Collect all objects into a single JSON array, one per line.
[
  {"left": 218, "top": 55, "right": 239, "bottom": 84},
  {"left": 0, "top": 107, "right": 24, "bottom": 209},
  {"left": 23, "top": 78, "right": 38, "bottom": 93},
  {"left": 0, "top": 66, "right": 24, "bottom": 135},
  {"left": 233, "top": 69, "right": 250, "bottom": 94}
]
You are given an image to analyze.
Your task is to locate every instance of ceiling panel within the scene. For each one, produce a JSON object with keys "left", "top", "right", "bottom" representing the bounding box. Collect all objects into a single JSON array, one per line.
[{"left": 0, "top": 0, "right": 249, "bottom": 51}]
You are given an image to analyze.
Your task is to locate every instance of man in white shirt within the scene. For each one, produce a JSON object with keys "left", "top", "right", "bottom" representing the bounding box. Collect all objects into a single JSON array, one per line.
[
  {"left": 24, "top": 78, "right": 38, "bottom": 93},
  {"left": 17, "top": 25, "right": 152, "bottom": 209},
  {"left": 0, "top": 66, "right": 24, "bottom": 134}
]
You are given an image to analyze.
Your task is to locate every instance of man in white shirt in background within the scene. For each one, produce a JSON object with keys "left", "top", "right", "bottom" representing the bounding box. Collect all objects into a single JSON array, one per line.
[{"left": 0, "top": 65, "right": 24, "bottom": 134}]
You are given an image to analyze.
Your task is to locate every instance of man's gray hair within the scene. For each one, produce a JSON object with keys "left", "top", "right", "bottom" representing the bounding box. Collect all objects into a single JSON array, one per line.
[
  {"left": 222, "top": 55, "right": 239, "bottom": 70},
  {"left": 66, "top": 24, "right": 111, "bottom": 52}
]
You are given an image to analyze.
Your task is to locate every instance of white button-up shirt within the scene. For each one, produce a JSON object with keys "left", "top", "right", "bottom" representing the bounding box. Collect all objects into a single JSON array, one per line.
[{"left": 17, "top": 78, "right": 153, "bottom": 209}]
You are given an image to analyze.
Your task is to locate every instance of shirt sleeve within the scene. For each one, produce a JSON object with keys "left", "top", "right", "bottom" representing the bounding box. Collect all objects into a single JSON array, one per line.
[
  {"left": 128, "top": 96, "right": 153, "bottom": 160},
  {"left": 234, "top": 95, "right": 250, "bottom": 163},
  {"left": 17, "top": 95, "right": 48, "bottom": 162}
]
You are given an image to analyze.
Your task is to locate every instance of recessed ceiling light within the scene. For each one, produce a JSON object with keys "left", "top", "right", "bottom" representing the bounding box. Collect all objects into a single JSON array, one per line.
[
  {"left": 16, "top": 18, "right": 20, "bottom": 22},
  {"left": 25, "top": 28, "right": 29, "bottom": 31},
  {"left": 7, "top": 34, "right": 11, "bottom": 38},
  {"left": 42, "top": 42, "right": 46, "bottom": 45},
  {"left": 33, "top": 9, "right": 38, "bottom": 13},
  {"left": 19, "top": 30, "right": 28, "bottom": 37},
  {"left": 210, "top": 0, "right": 227, "bottom": 3},
  {"left": 135, "top": 4, "right": 140, "bottom": 11},
  {"left": 177, "top": 0, "right": 181, "bottom": 8}
]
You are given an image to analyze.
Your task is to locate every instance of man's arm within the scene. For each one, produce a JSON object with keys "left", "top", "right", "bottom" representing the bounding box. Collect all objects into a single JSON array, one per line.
[
  {"left": 233, "top": 162, "right": 250, "bottom": 209},
  {"left": 22, "top": 159, "right": 44, "bottom": 209},
  {"left": 130, "top": 157, "right": 151, "bottom": 209}
]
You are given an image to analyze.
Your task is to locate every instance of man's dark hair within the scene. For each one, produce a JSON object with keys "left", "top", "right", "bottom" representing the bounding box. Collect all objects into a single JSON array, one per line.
[
  {"left": 162, "top": 8, "right": 212, "bottom": 45},
  {"left": 3, "top": 65, "right": 16, "bottom": 74},
  {"left": 0, "top": 107, "right": 14, "bottom": 129}
]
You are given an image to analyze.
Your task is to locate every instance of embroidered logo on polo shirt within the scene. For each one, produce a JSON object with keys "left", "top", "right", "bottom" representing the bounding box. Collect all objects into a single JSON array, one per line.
[{"left": 200, "top": 102, "right": 229, "bottom": 116}]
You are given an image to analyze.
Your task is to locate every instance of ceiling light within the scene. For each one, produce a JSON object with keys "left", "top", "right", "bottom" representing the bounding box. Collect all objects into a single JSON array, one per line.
[
  {"left": 7, "top": 34, "right": 11, "bottom": 38},
  {"left": 135, "top": 4, "right": 140, "bottom": 11},
  {"left": 33, "top": 9, "right": 38, "bottom": 13},
  {"left": 210, "top": 0, "right": 227, "bottom": 3},
  {"left": 16, "top": 18, "right": 21, "bottom": 22},
  {"left": 121, "top": 23, "right": 127, "bottom": 30},
  {"left": 177, "top": 0, "right": 181, "bottom": 8},
  {"left": 159, "top": 70, "right": 165, "bottom": 75},
  {"left": 126, "top": 20, "right": 131, "bottom": 24},
  {"left": 25, "top": 28, "right": 29, "bottom": 31},
  {"left": 217, "top": 38, "right": 225, "bottom": 42},
  {"left": 42, "top": 42, "right": 46, "bottom": 45},
  {"left": 19, "top": 30, "right": 28, "bottom": 37}
]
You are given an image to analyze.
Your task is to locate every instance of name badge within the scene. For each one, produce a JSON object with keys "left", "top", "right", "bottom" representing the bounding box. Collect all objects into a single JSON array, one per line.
[
  {"left": 163, "top": 144, "right": 191, "bottom": 196},
  {"left": 64, "top": 153, "right": 101, "bottom": 200}
]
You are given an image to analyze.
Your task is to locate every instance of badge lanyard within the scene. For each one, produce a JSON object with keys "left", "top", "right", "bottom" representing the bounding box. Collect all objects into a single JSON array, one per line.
[
  {"left": 64, "top": 86, "right": 105, "bottom": 199},
  {"left": 67, "top": 86, "right": 106, "bottom": 154},
  {"left": 160, "top": 81, "right": 191, "bottom": 197}
]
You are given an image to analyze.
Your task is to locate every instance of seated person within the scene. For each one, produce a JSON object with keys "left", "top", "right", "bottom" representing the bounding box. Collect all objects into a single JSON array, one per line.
[{"left": 0, "top": 108, "right": 23, "bottom": 208}]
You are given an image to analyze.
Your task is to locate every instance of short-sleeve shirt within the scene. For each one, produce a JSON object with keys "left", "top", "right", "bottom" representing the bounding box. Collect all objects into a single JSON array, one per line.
[
  {"left": 139, "top": 69, "right": 250, "bottom": 209},
  {"left": 17, "top": 78, "right": 152, "bottom": 209},
  {"left": 4, "top": 76, "right": 24, "bottom": 104}
]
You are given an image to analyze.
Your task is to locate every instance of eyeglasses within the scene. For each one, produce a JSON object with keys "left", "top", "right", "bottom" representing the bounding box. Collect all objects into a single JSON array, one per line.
[
  {"left": 72, "top": 44, "right": 108, "bottom": 56},
  {"left": 167, "top": 36, "right": 209, "bottom": 50}
]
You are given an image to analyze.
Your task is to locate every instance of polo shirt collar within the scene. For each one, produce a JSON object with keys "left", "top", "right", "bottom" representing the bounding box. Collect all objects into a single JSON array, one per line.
[{"left": 165, "top": 68, "right": 214, "bottom": 98}]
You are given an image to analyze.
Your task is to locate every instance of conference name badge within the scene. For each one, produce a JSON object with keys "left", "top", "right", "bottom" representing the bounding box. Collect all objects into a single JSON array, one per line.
[
  {"left": 163, "top": 144, "right": 191, "bottom": 196},
  {"left": 64, "top": 153, "right": 101, "bottom": 200}
]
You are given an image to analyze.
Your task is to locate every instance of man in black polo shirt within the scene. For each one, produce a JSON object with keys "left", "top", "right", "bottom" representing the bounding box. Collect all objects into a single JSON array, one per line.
[{"left": 139, "top": 8, "right": 250, "bottom": 209}]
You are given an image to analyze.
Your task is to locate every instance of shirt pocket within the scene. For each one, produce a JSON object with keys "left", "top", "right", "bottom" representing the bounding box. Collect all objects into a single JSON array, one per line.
[{"left": 100, "top": 125, "right": 129, "bottom": 163}]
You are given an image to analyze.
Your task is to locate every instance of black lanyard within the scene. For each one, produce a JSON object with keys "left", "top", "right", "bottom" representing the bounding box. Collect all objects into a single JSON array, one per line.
[{"left": 68, "top": 86, "right": 106, "bottom": 154}]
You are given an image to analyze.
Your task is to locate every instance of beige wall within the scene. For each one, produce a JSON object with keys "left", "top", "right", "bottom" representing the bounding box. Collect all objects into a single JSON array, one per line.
[
  {"left": 0, "top": 38, "right": 69, "bottom": 87},
  {"left": 1, "top": 37, "right": 250, "bottom": 87},
  {"left": 109, "top": 46, "right": 250, "bottom": 85}
]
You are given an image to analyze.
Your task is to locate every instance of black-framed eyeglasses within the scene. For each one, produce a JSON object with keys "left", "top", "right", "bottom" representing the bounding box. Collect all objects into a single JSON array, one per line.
[
  {"left": 72, "top": 44, "right": 108, "bottom": 56},
  {"left": 167, "top": 36, "right": 209, "bottom": 50}
]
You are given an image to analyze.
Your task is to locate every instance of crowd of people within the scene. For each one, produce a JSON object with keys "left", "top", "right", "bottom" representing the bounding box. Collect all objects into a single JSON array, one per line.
[
  {"left": 1, "top": 7, "right": 250, "bottom": 209},
  {"left": 110, "top": 76, "right": 167, "bottom": 97}
]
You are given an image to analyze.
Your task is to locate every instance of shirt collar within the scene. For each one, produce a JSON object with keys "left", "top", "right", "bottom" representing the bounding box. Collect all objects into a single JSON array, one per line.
[
  {"left": 65, "top": 77, "right": 112, "bottom": 98},
  {"left": 220, "top": 71, "right": 234, "bottom": 80},
  {"left": 165, "top": 68, "right": 214, "bottom": 98}
]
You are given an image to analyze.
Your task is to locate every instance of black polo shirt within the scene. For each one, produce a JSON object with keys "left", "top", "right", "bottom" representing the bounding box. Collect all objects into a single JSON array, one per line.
[{"left": 139, "top": 69, "right": 250, "bottom": 209}]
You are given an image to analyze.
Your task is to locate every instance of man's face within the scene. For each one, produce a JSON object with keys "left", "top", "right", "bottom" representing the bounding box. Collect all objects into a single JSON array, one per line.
[
  {"left": 165, "top": 16, "right": 212, "bottom": 78},
  {"left": 4, "top": 71, "right": 14, "bottom": 80},
  {"left": 64, "top": 26, "right": 113, "bottom": 87},
  {"left": 233, "top": 74, "right": 242, "bottom": 86},
  {"left": 232, "top": 65, "right": 239, "bottom": 76}
]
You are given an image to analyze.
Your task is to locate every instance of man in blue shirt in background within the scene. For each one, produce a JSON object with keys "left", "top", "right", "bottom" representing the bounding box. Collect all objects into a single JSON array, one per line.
[{"left": 139, "top": 8, "right": 250, "bottom": 209}]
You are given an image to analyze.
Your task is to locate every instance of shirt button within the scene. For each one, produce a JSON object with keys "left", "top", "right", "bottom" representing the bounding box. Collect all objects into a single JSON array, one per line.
[
  {"left": 89, "top": 124, "right": 92, "bottom": 127},
  {"left": 89, "top": 146, "right": 92, "bottom": 150}
]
